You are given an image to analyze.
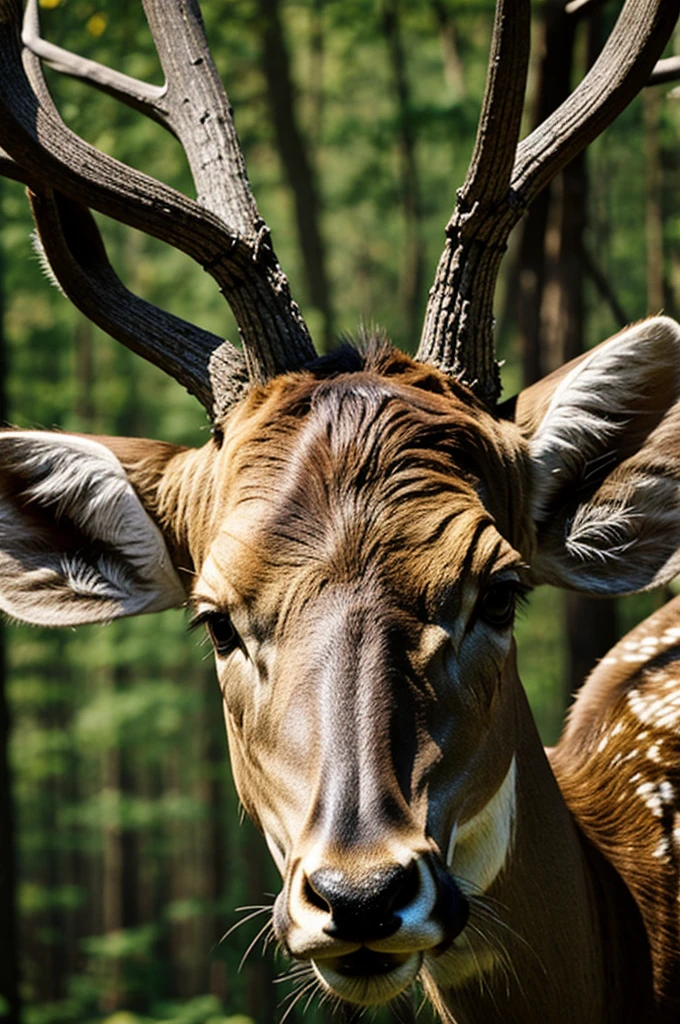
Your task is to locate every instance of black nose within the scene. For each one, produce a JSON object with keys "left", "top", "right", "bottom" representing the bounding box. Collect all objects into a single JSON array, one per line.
[{"left": 306, "top": 862, "right": 419, "bottom": 942}]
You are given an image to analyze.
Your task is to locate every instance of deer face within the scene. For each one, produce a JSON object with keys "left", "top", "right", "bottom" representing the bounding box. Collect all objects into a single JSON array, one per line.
[
  {"left": 187, "top": 362, "right": 533, "bottom": 1004},
  {"left": 4, "top": 323, "right": 680, "bottom": 1012}
]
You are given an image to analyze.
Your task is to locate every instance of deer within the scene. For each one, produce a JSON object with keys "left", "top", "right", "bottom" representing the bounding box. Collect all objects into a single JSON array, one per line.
[{"left": 1, "top": 0, "right": 680, "bottom": 1020}]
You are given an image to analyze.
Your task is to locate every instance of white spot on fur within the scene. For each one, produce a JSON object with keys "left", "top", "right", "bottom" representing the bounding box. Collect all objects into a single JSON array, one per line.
[
  {"left": 628, "top": 679, "right": 680, "bottom": 731},
  {"left": 635, "top": 779, "right": 674, "bottom": 818},
  {"left": 660, "top": 780, "right": 674, "bottom": 803},
  {"left": 652, "top": 838, "right": 670, "bottom": 859}
]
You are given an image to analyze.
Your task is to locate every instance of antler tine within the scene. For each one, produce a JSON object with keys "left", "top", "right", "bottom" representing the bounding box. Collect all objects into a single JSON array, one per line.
[
  {"left": 140, "top": 0, "right": 261, "bottom": 231},
  {"left": 2, "top": 126, "right": 247, "bottom": 421},
  {"left": 512, "top": 0, "right": 680, "bottom": 206},
  {"left": 22, "top": 0, "right": 262, "bottom": 233},
  {"left": 21, "top": 0, "right": 170, "bottom": 130},
  {"left": 0, "top": 143, "right": 31, "bottom": 187},
  {"left": 418, "top": 0, "right": 680, "bottom": 407},
  {"left": 0, "top": 0, "right": 316, "bottom": 398},
  {"left": 645, "top": 56, "right": 680, "bottom": 87},
  {"left": 416, "top": 0, "right": 531, "bottom": 404},
  {"left": 28, "top": 188, "right": 248, "bottom": 420}
]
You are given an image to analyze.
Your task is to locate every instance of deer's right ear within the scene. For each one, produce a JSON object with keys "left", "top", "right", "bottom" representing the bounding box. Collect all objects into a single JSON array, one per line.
[
  {"left": 0, "top": 432, "right": 187, "bottom": 627},
  {"left": 511, "top": 317, "right": 680, "bottom": 595}
]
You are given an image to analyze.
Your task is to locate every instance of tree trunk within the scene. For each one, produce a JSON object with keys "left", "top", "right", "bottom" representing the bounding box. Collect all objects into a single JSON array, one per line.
[
  {"left": 100, "top": 665, "right": 139, "bottom": 1012},
  {"left": 0, "top": 179, "right": 21, "bottom": 1024},
  {"left": 258, "top": 0, "right": 334, "bottom": 349},
  {"left": 644, "top": 86, "right": 665, "bottom": 314},
  {"left": 565, "top": 593, "right": 619, "bottom": 697},
  {"left": 306, "top": 0, "right": 325, "bottom": 146},
  {"left": 382, "top": 0, "right": 425, "bottom": 348},
  {"left": 515, "top": 0, "right": 576, "bottom": 384},
  {"left": 429, "top": 0, "right": 465, "bottom": 98},
  {"left": 0, "top": 636, "right": 20, "bottom": 1024}
]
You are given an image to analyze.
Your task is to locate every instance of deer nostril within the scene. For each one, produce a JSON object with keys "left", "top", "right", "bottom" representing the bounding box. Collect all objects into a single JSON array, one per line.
[
  {"left": 393, "top": 858, "right": 419, "bottom": 911},
  {"left": 304, "top": 874, "right": 332, "bottom": 914},
  {"left": 306, "top": 863, "right": 418, "bottom": 942}
]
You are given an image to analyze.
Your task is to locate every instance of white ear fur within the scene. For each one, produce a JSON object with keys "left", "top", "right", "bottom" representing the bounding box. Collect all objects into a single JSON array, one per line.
[
  {"left": 530, "top": 317, "right": 680, "bottom": 523},
  {"left": 0, "top": 432, "right": 185, "bottom": 626},
  {"left": 526, "top": 317, "right": 680, "bottom": 594}
]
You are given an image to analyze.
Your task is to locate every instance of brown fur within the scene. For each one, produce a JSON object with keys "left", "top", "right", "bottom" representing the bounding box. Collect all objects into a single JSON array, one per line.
[
  {"left": 553, "top": 598, "right": 680, "bottom": 1018},
  {"left": 110, "top": 349, "right": 668, "bottom": 1020},
  {"left": 6, "top": 335, "right": 680, "bottom": 1020}
]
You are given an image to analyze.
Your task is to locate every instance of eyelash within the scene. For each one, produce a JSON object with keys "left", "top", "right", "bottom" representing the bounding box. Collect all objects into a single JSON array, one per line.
[
  {"left": 188, "top": 609, "right": 213, "bottom": 633},
  {"left": 477, "top": 579, "right": 529, "bottom": 629},
  {"left": 189, "top": 609, "right": 241, "bottom": 657}
]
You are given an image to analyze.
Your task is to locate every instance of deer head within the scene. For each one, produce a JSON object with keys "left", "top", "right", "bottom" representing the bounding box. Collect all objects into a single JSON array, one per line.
[{"left": 1, "top": 0, "right": 679, "bottom": 1020}]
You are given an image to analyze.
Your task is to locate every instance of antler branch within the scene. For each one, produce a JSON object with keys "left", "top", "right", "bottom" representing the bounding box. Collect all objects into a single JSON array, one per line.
[
  {"left": 648, "top": 56, "right": 680, "bottom": 86},
  {"left": 417, "top": 0, "right": 531, "bottom": 402},
  {"left": 29, "top": 189, "right": 248, "bottom": 418},
  {"left": 418, "top": 0, "right": 680, "bottom": 406},
  {"left": 21, "top": 0, "right": 168, "bottom": 127},
  {"left": 0, "top": 0, "right": 317, "bottom": 410}
]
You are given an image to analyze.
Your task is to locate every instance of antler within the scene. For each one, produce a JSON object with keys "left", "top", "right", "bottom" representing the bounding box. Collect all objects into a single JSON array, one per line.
[
  {"left": 0, "top": 0, "right": 317, "bottom": 419},
  {"left": 417, "top": 0, "right": 680, "bottom": 407}
]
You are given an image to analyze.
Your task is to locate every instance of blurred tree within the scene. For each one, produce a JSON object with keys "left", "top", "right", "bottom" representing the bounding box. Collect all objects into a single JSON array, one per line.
[
  {"left": 381, "top": 0, "right": 425, "bottom": 344},
  {"left": 257, "top": 0, "right": 335, "bottom": 349},
  {"left": 0, "top": 179, "right": 21, "bottom": 1024}
]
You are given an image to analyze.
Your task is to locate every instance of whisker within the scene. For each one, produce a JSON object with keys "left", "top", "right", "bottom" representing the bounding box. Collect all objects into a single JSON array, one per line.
[
  {"left": 467, "top": 920, "right": 511, "bottom": 999},
  {"left": 218, "top": 904, "right": 273, "bottom": 944},
  {"left": 279, "top": 979, "right": 318, "bottom": 1024},
  {"left": 274, "top": 965, "right": 314, "bottom": 985},
  {"left": 303, "top": 985, "right": 320, "bottom": 1013},
  {"left": 471, "top": 894, "right": 546, "bottom": 977},
  {"left": 465, "top": 925, "right": 505, "bottom": 1011},
  {"left": 238, "top": 918, "right": 275, "bottom": 972},
  {"left": 462, "top": 931, "right": 485, "bottom": 998}
]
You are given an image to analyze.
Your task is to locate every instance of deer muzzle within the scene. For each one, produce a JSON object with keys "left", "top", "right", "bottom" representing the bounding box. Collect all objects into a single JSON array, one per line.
[{"left": 274, "top": 850, "right": 469, "bottom": 1005}]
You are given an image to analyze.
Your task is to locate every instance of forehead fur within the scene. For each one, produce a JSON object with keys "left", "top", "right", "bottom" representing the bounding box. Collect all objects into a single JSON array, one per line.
[{"left": 203, "top": 348, "right": 531, "bottom": 600}]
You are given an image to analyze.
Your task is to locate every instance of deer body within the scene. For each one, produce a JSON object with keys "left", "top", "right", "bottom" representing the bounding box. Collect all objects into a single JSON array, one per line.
[{"left": 2, "top": 0, "right": 680, "bottom": 1020}]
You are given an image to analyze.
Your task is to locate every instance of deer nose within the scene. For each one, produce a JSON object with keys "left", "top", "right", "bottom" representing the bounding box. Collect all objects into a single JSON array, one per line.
[{"left": 305, "top": 861, "right": 420, "bottom": 942}]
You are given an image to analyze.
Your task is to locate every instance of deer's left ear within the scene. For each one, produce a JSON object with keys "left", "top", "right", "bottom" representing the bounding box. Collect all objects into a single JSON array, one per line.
[
  {"left": 512, "top": 316, "right": 680, "bottom": 595},
  {"left": 0, "top": 431, "right": 187, "bottom": 626}
]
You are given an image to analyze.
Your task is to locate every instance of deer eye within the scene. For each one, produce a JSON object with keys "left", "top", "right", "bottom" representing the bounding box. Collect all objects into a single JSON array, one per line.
[
  {"left": 206, "top": 613, "right": 240, "bottom": 657},
  {"left": 479, "top": 581, "right": 518, "bottom": 629},
  {"left": 191, "top": 609, "right": 241, "bottom": 657}
]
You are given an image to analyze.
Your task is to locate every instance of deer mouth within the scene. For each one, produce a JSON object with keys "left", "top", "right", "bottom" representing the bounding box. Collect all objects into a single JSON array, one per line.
[{"left": 312, "top": 948, "right": 421, "bottom": 1005}]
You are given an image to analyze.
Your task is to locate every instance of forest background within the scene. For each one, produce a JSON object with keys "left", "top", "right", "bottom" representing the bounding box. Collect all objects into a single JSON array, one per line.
[{"left": 1, "top": 0, "right": 679, "bottom": 1022}]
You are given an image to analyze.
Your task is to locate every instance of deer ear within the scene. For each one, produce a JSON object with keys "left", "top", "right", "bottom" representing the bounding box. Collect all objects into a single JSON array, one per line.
[
  {"left": 514, "top": 316, "right": 680, "bottom": 595},
  {"left": 0, "top": 431, "right": 186, "bottom": 626}
]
